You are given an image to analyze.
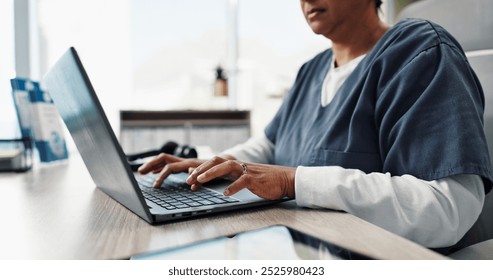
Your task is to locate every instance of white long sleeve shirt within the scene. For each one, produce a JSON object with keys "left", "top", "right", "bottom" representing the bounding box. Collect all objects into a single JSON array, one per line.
[
  {"left": 221, "top": 54, "right": 485, "bottom": 248},
  {"left": 222, "top": 136, "right": 484, "bottom": 248}
]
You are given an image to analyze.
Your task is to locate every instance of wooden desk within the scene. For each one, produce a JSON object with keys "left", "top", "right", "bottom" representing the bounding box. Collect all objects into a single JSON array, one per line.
[{"left": 0, "top": 154, "right": 446, "bottom": 260}]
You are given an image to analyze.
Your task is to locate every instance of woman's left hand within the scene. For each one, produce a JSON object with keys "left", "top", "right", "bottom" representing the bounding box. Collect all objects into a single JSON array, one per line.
[{"left": 186, "top": 156, "right": 296, "bottom": 200}]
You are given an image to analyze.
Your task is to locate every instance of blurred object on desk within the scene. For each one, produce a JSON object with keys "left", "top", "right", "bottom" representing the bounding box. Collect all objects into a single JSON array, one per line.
[
  {"left": 214, "top": 65, "right": 228, "bottom": 97},
  {"left": 10, "top": 77, "right": 69, "bottom": 163},
  {"left": 0, "top": 137, "right": 33, "bottom": 172}
]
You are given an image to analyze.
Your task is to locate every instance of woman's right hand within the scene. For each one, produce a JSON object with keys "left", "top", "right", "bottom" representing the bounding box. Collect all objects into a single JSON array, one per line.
[{"left": 137, "top": 153, "right": 205, "bottom": 188}]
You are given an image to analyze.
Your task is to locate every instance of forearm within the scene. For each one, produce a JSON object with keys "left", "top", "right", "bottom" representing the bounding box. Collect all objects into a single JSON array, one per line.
[{"left": 295, "top": 166, "right": 485, "bottom": 248}]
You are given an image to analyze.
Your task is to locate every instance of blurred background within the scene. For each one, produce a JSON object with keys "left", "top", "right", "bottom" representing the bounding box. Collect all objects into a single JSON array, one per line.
[{"left": 0, "top": 0, "right": 418, "bottom": 153}]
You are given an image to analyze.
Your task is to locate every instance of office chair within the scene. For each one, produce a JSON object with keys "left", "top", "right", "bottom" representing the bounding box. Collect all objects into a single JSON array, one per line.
[
  {"left": 452, "top": 52, "right": 493, "bottom": 259},
  {"left": 396, "top": 0, "right": 493, "bottom": 52},
  {"left": 397, "top": 0, "right": 493, "bottom": 258},
  {"left": 448, "top": 239, "right": 493, "bottom": 260}
]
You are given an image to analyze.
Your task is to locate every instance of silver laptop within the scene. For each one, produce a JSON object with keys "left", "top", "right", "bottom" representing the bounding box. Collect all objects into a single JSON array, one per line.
[{"left": 42, "top": 47, "right": 285, "bottom": 224}]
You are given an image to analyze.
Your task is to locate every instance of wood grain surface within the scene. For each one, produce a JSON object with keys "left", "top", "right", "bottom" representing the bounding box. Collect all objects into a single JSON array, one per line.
[{"left": 0, "top": 155, "right": 446, "bottom": 260}]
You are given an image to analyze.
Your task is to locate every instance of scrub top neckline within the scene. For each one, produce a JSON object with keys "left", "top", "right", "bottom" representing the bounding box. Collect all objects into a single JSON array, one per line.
[{"left": 320, "top": 53, "right": 367, "bottom": 108}]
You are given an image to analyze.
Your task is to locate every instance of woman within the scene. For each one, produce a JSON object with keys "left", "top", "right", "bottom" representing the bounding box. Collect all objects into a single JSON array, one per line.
[{"left": 139, "top": 0, "right": 492, "bottom": 251}]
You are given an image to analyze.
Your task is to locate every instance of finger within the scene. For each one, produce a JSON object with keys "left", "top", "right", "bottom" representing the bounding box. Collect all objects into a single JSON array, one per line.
[
  {"left": 188, "top": 167, "right": 195, "bottom": 174},
  {"left": 186, "top": 156, "right": 226, "bottom": 185},
  {"left": 152, "top": 160, "right": 200, "bottom": 188},
  {"left": 190, "top": 183, "right": 202, "bottom": 191},
  {"left": 138, "top": 153, "right": 180, "bottom": 174},
  {"left": 196, "top": 160, "right": 243, "bottom": 184},
  {"left": 138, "top": 160, "right": 165, "bottom": 174},
  {"left": 223, "top": 175, "right": 249, "bottom": 196},
  {"left": 140, "top": 162, "right": 166, "bottom": 174},
  {"left": 138, "top": 154, "right": 169, "bottom": 174},
  {"left": 152, "top": 166, "right": 172, "bottom": 188}
]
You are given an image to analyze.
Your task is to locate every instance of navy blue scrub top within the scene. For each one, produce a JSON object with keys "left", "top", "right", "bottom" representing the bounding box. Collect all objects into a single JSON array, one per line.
[{"left": 265, "top": 19, "right": 493, "bottom": 193}]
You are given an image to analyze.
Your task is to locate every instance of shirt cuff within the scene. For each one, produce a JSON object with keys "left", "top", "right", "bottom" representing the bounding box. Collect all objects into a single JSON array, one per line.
[{"left": 294, "top": 165, "right": 346, "bottom": 209}]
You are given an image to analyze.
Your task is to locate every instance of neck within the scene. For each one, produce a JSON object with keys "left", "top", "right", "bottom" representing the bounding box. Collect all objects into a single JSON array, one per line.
[{"left": 331, "top": 15, "right": 389, "bottom": 67}]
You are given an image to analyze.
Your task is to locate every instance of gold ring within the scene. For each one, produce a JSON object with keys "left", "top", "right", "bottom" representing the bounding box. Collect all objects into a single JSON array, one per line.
[{"left": 240, "top": 162, "right": 247, "bottom": 174}]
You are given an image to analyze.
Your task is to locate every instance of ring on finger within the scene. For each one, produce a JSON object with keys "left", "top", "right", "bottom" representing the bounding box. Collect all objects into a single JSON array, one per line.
[{"left": 240, "top": 162, "right": 248, "bottom": 175}]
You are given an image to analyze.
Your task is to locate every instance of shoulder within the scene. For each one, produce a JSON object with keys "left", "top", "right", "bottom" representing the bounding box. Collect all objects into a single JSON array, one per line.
[
  {"left": 376, "top": 18, "right": 466, "bottom": 58},
  {"left": 401, "top": 18, "right": 462, "bottom": 48},
  {"left": 364, "top": 18, "right": 469, "bottom": 77},
  {"left": 300, "top": 49, "right": 333, "bottom": 73}
]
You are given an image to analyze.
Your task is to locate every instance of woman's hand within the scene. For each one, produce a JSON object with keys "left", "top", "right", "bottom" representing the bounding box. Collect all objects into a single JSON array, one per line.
[
  {"left": 186, "top": 156, "right": 296, "bottom": 200},
  {"left": 137, "top": 153, "right": 205, "bottom": 188}
]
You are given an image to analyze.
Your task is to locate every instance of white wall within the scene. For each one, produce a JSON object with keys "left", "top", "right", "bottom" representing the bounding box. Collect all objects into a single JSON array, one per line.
[
  {"left": 37, "top": 0, "right": 133, "bottom": 137},
  {"left": 0, "top": 0, "right": 17, "bottom": 138}
]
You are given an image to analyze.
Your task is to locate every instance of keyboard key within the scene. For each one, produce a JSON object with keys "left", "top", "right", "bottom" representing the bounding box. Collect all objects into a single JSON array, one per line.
[
  {"left": 186, "top": 202, "right": 203, "bottom": 207},
  {"left": 199, "top": 200, "right": 215, "bottom": 206},
  {"left": 169, "top": 201, "right": 186, "bottom": 206},
  {"left": 222, "top": 197, "right": 239, "bottom": 203},
  {"left": 175, "top": 204, "right": 190, "bottom": 209},
  {"left": 208, "top": 197, "right": 228, "bottom": 204}
]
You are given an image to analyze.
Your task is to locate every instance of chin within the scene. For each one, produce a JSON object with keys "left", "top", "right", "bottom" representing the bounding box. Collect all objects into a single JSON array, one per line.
[
  {"left": 305, "top": 18, "right": 325, "bottom": 31},
  {"left": 308, "top": 25, "right": 327, "bottom": 36}
]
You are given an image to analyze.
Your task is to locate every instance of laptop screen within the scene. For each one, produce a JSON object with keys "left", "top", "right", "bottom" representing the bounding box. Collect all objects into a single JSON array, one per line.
[{"left": 43, "top": 47, "right": 152, "bottom": 223}]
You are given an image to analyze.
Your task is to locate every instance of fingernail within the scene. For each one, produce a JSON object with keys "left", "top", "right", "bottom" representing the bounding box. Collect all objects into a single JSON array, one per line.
[{"left": 224, "top": 189, "right": 230, "bottom": 196}]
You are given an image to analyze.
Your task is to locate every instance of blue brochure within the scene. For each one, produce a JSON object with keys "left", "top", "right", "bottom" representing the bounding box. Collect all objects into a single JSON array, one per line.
[
  {"left": 10, "top": 78, "right": 33, "bottom": 139},
  {"left": 11, "top": 78, "right": 68, "bottom": 162}
]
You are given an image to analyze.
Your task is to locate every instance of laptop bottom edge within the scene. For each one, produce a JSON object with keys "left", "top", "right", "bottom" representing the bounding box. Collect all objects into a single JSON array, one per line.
[{"left": 151, "top": 199, "right": 290, "bottom": 224}]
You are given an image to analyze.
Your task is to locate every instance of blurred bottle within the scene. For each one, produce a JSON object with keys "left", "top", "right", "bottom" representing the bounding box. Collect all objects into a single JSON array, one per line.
[{"left": 214, "top": 65, "right": 228, "bottom": 97}]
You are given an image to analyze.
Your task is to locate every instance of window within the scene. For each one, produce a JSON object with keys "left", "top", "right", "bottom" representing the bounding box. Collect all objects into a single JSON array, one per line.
[
  {"left": 37, "top": 0, "right": 133, "bottom": 132},
  {"left": 0, "top": 0, "right": 16, "bottom": 138},
  {"left": 130, "top": 0, "right": 328, "bottom": 135},
  {"left": 130, "top": 0, "right": 228, "bottom": 110},
  {"left": 237, "top": 0, "right": 327, "bottom": 135},
  {"left": 34, "top": 1, "right": 329, "bottom": 138}
]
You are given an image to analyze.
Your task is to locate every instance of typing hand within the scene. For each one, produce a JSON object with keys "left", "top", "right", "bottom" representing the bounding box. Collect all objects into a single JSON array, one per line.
[
  {"left": 186, "top": 156, "right": 296, "bottom": 200},
  {"left": 138, "top": 153, "right": 205, "bottom": 188}
]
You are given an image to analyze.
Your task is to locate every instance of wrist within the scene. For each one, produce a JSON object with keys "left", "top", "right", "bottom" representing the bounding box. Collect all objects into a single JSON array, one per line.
[{"left": 284, "top": 167, "right": 296, "bottom": 198}]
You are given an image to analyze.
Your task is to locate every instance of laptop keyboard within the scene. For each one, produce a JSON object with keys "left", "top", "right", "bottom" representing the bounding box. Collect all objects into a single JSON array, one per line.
[{"left": 136, "top": 174, "right": 240, "bottom": 210}]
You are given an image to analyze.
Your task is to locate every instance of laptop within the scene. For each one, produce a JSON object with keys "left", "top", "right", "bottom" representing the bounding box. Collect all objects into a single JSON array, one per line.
[{"left": 42, "top": 47, "right": 286, "bottom": 224}]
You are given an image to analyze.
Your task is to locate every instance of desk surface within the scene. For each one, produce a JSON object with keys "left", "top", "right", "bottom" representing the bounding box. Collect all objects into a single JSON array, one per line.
[{"left": 0, "top": 154, "right": 446, "bottom": 260}]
